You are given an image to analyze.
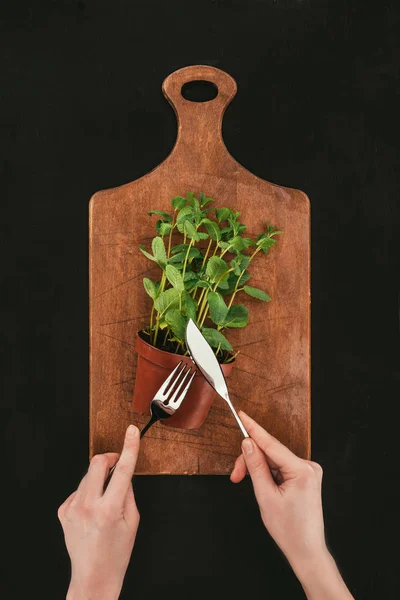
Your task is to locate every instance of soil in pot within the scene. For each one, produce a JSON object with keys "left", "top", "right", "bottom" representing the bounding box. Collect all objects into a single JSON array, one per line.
[{"left": 132, "top": 331, "right": 234, "bottom": 430}]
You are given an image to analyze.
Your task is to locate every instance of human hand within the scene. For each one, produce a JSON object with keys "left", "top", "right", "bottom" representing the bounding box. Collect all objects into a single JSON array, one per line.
[
  {"left": 231, "top": 412, "right": 353, "bottom": 600},
  {"left": 58, "top": 425, "right": 140, "bottom": 600}
]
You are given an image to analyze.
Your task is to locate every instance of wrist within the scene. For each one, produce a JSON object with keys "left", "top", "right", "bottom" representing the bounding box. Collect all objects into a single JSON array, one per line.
[
  {"left": 291, "top": 545, "right": 332, "bottom": 582},
  {"left": 292, "top": 548, "right": 353, "bottom": 600},
  {"left": 67, "top": 578, "right": 123, "bottom": 600}
]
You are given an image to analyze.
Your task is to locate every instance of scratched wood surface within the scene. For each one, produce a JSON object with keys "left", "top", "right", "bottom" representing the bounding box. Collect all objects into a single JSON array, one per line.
[{"left": 89, "top": 65, "right": 310, "bottom": 474}]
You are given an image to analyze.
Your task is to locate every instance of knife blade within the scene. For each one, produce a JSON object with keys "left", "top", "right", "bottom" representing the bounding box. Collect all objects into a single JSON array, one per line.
[{"left": 185, "top": 318, "right": 249, "bottom": 438}]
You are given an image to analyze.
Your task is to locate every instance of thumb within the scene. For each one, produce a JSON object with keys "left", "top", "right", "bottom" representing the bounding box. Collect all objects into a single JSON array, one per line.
[{"left": 242, "top": 438, "right": 275, "bottom": 499}]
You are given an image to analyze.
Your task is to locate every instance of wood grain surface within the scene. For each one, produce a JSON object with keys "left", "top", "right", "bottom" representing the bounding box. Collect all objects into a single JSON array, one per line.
[{"left": 89, "top": 65, "right": 310, "bottom": 474}]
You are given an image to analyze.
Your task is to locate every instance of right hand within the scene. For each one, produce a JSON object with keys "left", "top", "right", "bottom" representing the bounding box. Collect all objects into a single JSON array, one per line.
[
  {"left": 231, "top": 412, "right": 353, "bottom": 599},
  {"left": 231, "top": 411, "right": 325, "bottom": 568}
]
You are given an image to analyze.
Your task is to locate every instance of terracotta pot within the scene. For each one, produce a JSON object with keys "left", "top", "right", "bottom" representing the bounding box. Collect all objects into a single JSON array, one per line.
[{"left": 132, "top": 331, "right": 234, "bottom": 429}]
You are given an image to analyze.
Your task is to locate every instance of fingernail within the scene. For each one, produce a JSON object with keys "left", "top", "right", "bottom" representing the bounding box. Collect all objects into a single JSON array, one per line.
[
  {"left": 127, "top": 424, "right": 137, "bottom": 437},
  {"left": 242, "top": 439, "right": 253, "bottom": 455}
]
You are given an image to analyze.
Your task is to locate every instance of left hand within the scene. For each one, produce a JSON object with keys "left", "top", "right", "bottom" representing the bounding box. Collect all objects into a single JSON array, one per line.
[{"left": 58, "top": 425, "right": 140, "bottom": 600}]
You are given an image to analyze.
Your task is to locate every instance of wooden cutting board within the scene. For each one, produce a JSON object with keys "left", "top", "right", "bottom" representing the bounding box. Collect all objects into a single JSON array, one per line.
[{"left": 89, "top": 65, "right": 310, "bottom": 474}]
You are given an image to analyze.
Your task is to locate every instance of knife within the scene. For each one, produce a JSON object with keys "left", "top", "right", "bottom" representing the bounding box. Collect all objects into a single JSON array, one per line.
[{"left": 185, "top": 318, "right": 249, "bottom": 438}]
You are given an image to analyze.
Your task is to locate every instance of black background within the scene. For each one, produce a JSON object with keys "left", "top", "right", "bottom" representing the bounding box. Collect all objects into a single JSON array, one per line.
[{"left": 1, "top": 1, "right": 399, "bottom": 598}]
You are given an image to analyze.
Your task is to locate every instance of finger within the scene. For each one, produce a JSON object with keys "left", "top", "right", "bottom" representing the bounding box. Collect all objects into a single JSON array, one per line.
[
  {"left": 230, "top": 455, "right": 280, "bottom": 485},
  {"left": 230, "top": 454, "right": 247, "bottom": 483},
  {"left": 57, "top": 491, "right": 76, "bottom": 521},
  {"left": 239, "top": 411, "right": 303, "bottom": 477},
  {"left": 105, "top": 425, "right": 140, "bottom": 506},
  {"left": 242, "top": 438, "right": 276, "bottom": 500},
  {"left": 123, "top": 484, "right": 140, "bottom": 528},
  {"left": 308, "top": 460, "right": 323, "bottom": 482},
  {"left": 81, "top": 452, "right": 120, "bottom": 503},
  {"left": 75, "top": 474, "right": 87, "bottom": 497}
]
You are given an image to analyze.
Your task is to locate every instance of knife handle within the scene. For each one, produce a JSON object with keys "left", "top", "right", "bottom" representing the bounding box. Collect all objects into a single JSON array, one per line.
[{"left": 225, "top": 396, "right": 249, "bottom": 438}]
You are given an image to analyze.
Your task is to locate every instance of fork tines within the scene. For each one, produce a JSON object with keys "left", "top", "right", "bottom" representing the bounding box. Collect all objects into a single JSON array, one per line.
[{"left": 159, "top": 361, "right": 196, "bottom": 408}]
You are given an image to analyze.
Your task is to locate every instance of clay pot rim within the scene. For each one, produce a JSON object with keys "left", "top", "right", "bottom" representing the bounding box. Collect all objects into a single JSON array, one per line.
[{"left": 136, "top": 329, "right": 235, "bottom": 371}]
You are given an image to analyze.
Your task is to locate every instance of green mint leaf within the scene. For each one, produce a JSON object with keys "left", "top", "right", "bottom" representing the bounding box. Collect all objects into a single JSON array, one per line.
[
  {"left": 139, "top": 245, "right": 157, "bottom": 263},
  {"left": 151, "top": 236, "right": 167, "bottom": 268},
  {"left": 196, "top": 280, "right": 212, "bottom": 289},
  {"left": 256, "top": 237, "right": 277, "bottom": 253},
  {"left": 230, "top": 254, "right": 251, "bottom": 275},
  {"left": 201, "top": 218, "right": 221, "bottom": 241},
  {"left": 223, "top": 304, "right": 249, "bottom": 328},
  {"left": 238, "top": 270, "right": 251, "bottom": 286},
  {"left": 182, "top": 290, "right": 197, "bottom": 321},
  {"left": 199, "top": 192, "right": 214, "bottom": 207},
  {"left": 148, "top": 210, "right": 172, "bottom": 222},
  {"left": 183, "top": 221, "right": 200, "bottom": 241},
  {"left": 243, "top": 286, "right": 271, "bottom": 302},
  {"left": 168, "top": 247, "right": 202, "bottom": 264},
  {"left": 228, "top": 236, "right": 247, "bottom": 253},
  {"left": 230, "top": 257, "right": 242, "bottom": 276},
  {"left": 165, "top": 309, "right": 187, "bottom": 340},
  {"left": 165, "top": 264, "right": 185, "bottom": 293},
  {"left": 266, "top": 224, "right": 283, "bottom": 236},
  {"left": 207, "top": 291, "right": 229, "bottom": 326},
  {"left": 202, "top": 328, "right": 233, "bottom": 351},
  {"left": 197, "top": 231, "right": 209, "bottom": 240},
  {"left": 172, "top": 196, "right": 187, "bottom": 209},
  {"left": 220, "top": 226, "right": 232, "bottom": 235},
  {"left": 154, "top": 288, "right": 180, "bottom": 315},
  {"left": 171, "top": 243, "right": 189, "bottom": 255},
  {"left": 187, "top": 192, "right": 200, "bottom": 211},
  {"left": 143, "top": 278, "right": 157, "bottom": 300},
  {"left": 206, "top": 256, "right": 229, "bottom": 283},
  {"left": 183, "top": 271, "right": 198, "bottom": 281},
  {"left": 217, "top": 272, "right": 230, "bottom": 289},
  {"left": 215, "top": 207, "right": 232, "bottom": 223},
  {"left": 157, "top": 221, "right": 172, "bottom": 237},
  {"left": 219, "top": 270, "right": 251, "bottom": 296},
  {"left": 176, "top": 206, "right": 194, "bottom": 224}
]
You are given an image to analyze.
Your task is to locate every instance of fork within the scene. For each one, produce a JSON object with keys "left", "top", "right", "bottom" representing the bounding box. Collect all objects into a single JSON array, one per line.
[
  {"left": 139, "top": 360, "right": 196, "bottom": 437},
  {"left": 106, "top": 360, "right": 196, "bottom": 484}
]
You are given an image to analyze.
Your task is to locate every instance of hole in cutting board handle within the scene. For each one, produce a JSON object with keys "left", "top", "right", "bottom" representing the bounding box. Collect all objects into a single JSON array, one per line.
[{"left": 181, "top": 80, "right": 218, "bottom": 103}]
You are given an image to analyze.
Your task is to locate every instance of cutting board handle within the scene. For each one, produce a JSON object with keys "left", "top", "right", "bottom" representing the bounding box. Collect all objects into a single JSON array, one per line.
[
  {"left": 162, "top": 65, "right": 237, "bottom": 111},
  {"left": 162, "top": 65, "right": 237, "bottom": 160}
]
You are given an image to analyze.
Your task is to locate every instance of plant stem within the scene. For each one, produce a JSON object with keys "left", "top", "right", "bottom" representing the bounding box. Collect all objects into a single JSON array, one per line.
[
  {"left": 201, "top": 238, "right": 213, "bottom": 269},
  {"left": 225, "top": 350, "right": 240, "bottom": 363},
  {"left": 196, "top": 287, "right": 206, "bottom": 307},
  {"left": 197, "top": 267, "right": 233, "bottom": 327},
  {"left": 219, "top": 245, "right": 231, "bottom": 259},
  {"left": 227, "top": 270, "right": 245, "bottom": 309},
  {"left": 163, "top": 329, "right": 169, "bottom": 347},
  {"left": 227, "top": 247, "right": 261, "bottom": 309},
  {"left": 197, "top": 289, "right": 210, "bottom": 326},
  {"left": 150, "top": 306, "right": 154, "bottom": 329},
  {"left": 174, "top": 340, "right": 184, "bottom": 354},
  {"left": 182, "top": 239, "right": 194, "bottom": 281},
  {"left": 153, "top": 271, "right": 166, "bottom": 346},
  {"left": 198, "top": 302, "right": 210, "bottom": 328},
  {"left": 167, "top": 212, "right": 176, "bottom": 258},
  {"left": 212, "top": 268, "right": 233, "bottom": 292}
]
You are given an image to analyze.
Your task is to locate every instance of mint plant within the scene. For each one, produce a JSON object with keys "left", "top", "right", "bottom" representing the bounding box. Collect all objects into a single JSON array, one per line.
[{"left": 140, "top": 192, "right": 282, "bottom": 363}]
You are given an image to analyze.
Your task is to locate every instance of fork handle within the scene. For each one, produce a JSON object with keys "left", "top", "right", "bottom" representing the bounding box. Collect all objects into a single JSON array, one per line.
[
  {"left": 140, "top": 414, "right": 160, "bottom": 438},
  {"left": 104, "top": 415, "right": 159, "bottom": 486}
]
